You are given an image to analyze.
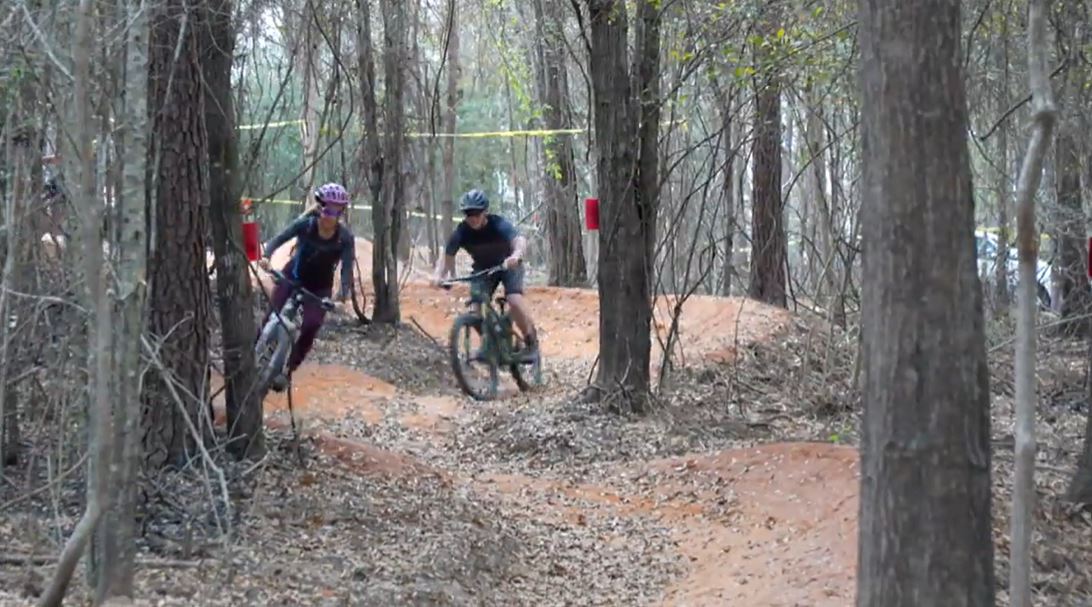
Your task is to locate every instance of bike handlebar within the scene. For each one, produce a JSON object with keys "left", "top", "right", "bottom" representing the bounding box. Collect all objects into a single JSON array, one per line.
[
  {"left": 269, "top": 269, "right": 337, "bottom": 311},
  {"left": 438, "top": 264, "right": 505, "bottom": 290}
]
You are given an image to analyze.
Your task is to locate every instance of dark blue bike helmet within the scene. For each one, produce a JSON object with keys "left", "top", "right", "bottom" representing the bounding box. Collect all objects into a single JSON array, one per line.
[{"left": 459, "top": 189, "right": 489, "bottom": 213}]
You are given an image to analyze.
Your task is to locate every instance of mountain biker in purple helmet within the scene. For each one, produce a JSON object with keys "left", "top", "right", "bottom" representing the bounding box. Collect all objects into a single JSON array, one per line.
[
  {"left": 258, "top": 182, "right": 355, "bottom": 390},
  {"left": 430, "top": 188, "right": 539, "bottom": 362}
]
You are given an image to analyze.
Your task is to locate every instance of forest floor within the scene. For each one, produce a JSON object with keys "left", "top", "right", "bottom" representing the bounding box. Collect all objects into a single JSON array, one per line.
[{"left": 3, "top": 243, "right": 1092, "bottom": 605}]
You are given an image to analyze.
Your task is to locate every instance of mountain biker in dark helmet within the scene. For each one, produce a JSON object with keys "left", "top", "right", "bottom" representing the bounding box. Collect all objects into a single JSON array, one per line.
[
  {"left": 258, "top": 182, "right": 355, "bottom": 390},
  {"left": 430, "top": 188, "right": 539, "bottom": 362}
]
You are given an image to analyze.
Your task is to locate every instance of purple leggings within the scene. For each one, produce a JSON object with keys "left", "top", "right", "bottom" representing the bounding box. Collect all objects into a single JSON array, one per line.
[{"left": 261, "top": 279, "right": 331, "bottom": 372}]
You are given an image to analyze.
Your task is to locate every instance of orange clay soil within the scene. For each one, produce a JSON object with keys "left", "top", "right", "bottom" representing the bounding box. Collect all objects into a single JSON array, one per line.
[
  {"left": 396, "top": 282, "right": 793, "bottom": 364},
  {"left": 478, "top": 442, "right": 858, "bottom": 606},
  {"left": 208, "top": 240, "right": 854, "bottom": 604}
]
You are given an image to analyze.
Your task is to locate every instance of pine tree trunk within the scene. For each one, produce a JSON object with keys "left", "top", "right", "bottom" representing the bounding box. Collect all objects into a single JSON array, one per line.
[
  {"left": 144, "top": 0, "right": 213, "bottom": 469},
  {"left": 856, "top": 0, "right": 995, "bottom": 604},
  {"left": 747, "top": 2, "right": 787, "bottom": 307},
  {"left": 585, "top": 0, "right": 659, "bottom": 413}
]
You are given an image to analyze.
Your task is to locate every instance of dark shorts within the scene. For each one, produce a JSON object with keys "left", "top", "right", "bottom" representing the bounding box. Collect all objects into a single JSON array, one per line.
[{"left": 472, "top": 266, "right": 524, "bottom": 302}]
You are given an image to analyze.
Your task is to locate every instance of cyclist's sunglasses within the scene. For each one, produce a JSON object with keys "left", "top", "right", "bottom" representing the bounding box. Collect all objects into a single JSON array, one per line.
[
  {"left": 463, "top": 209, "right": 483, "bottom": 218},
  {"left": 320, "top": 204, "right": 345, "bottom": 218}
]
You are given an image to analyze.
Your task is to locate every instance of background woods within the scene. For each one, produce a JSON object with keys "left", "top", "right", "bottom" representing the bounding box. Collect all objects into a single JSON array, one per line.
[{"left": 3, "top": 0, "right": 1092, "bottom": 605}]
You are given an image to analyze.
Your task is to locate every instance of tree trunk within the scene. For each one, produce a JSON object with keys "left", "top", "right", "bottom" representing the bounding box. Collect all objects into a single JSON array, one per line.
[
  {"left": 144, "top": 0, "right": 213, "bottom": 469},
  {"left": 992, "top": 23, "right": 1012, "bottom": 313},
  {"left": 827, "top": 118, "right": 848, "bottom": 327},
  {"left": 804, "top": 84, "right": 830, "bottom": 299},
  {"left": 440, "top": 0, "right": 459, "bottom": 241},
  {"left": 0, "top": 46, "right": 39, "bottom": 472},
  {"left": 371, "top": 0, "right": 406, "bottom": 324},
  {"left": 398, "top": 0, "right": 426, "bottom": 264},
  {"left": 585, "top": 0, "right": 659, "bottom": 413},
  {"left": 1069, "top": 48, "right": 1092, "bottom": 506},
  {"left": 1011, "top": 1, "right": 1056, "bottom": 603},
  {"left": 747, "top": 2, "right": 787, "bottom": 307},
  {"left": 533, "top": 0, "right": 586, "bottom": 287},
  {"left": 203, "top": 0, "right": 263, "bottom": 459},
  {"left": 88, "top": 0, "right": 150, "bottom": 600},
  {"left": 857, "top": 0, "right": 995, "bottom": 604},
  {"left": 357, "top": 0, "right": 383, "bottom": 252},
  {"left": 412, "top": 20, "right": 438, "bottom": 262},
  {"left": 296, "top": 0, "right": 321, "bottom": 196},
  {"left": 1053, "top": 129, "right": 1090, "bottom": 335},
  {"left": 38, "top": 1, "right": 113, "bottom": 602},
  {"left": 716, "top": 86, "right": 736, "bottom": 297}
]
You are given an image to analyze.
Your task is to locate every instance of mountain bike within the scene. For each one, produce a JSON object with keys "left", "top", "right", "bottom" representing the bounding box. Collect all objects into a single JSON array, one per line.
[
  {"left": 440, "top": 265, "right": 543, "bottom": 400},
  {"left": 254, "top": 269, "right": 336, "bottom": 400}
]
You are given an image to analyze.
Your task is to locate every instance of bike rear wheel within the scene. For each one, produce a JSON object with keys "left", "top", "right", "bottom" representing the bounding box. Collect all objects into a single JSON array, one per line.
[
  {"left": 509, "top": 334, "right": 543, "bottom": 392},
  {"left": 449, "top": 313, "right": 499, "bottom": 400}
]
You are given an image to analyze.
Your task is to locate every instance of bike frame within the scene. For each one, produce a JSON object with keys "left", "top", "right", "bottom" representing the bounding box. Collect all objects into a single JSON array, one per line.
[
  {"left": 443, "top": 265, "right": 520, "bottom": 366},
  {"left": 257, "top": 270, "right": 335, "bottom": 378}
]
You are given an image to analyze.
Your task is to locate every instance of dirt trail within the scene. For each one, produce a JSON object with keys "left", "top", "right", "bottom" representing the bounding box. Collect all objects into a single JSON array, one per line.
[
  {"left": 470, "top": 442, "right": 857, "bottom": 606},
  {"left": 651, "top": 443, "right": 858, "bottom": 605},
  {"left": 216, "top": 265, "right": 856, "bottom": 604}
]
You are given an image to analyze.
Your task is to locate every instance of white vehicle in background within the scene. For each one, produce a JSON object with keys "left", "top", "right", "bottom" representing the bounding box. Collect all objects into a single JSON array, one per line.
[{"left": 975, "top": 230, "right": 1053, "bottom": 309}]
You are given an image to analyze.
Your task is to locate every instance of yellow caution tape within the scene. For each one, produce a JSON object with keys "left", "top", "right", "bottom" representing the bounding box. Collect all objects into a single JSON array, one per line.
[
  {"left": 236, "top": 120, "right": 685, "bottom": 138},
  {"left": 237, "top": 119, "right": 309, "bottom": 131},
  {"left": 976, "top": 225, "right": 1052, "bottom": 243},
  {"left": 406, "top": 127, "right": 586, "bottom": 138}
]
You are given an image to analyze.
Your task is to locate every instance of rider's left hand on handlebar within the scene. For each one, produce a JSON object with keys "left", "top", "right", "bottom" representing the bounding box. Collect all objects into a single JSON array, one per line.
[{"left": 502, "top": 256, "right": 521, "bottom": 270}]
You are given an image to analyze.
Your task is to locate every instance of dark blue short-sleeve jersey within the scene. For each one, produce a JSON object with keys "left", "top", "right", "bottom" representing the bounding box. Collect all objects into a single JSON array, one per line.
[{"left": 444, "top": 214, "right": 518, "bottom": 270}]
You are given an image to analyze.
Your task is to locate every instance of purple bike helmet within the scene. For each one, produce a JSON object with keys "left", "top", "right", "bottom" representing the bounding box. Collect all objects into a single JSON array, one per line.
[{"left": 314, "top": 182, "right": 350, "bottom": 216}]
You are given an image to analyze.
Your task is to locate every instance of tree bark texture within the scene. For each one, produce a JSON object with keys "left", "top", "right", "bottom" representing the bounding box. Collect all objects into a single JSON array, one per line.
[
  {"left": 992, "top": 25, "right": 1012, "bottom": 313},
  {"left": 357, "top": 0, "right": 383, "bottom": 239},
  {"left": 857, "top": 0, "right": 995, "bottom": 604},
  {"left": 144, "top": 0, "right": 214, "bottom": 469},
  {"left": 440, "top": 0, "right": 459, "bottom": 242},
  {"left": 89, "top": 0, "right": 150, "bottom": 599},
  {"left": 747, "top": 2, "right": 787, "bottom": 308},
  {"left": 1052, "top": 129, "right": 1090, "bottom": 335},
  {"left": 533, "top": 0, "right": 586, "bottom": 287},
  {"left": 202, "top": 0, "right": 263, "bottom": 458},
  {"left": 372, "top": 0, "right": 407, "bottom": 324},
  {"left": 586, "top": 0, "right": 660, "bottom": 412}
]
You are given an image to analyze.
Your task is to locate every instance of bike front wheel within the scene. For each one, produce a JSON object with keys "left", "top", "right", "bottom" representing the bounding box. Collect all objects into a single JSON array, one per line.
[
  {"left": 449, "top": 313, "right": 499, "bottom": 401},
  {"left": 254, "top": 321, "right": 289, "bottom": 399}
]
